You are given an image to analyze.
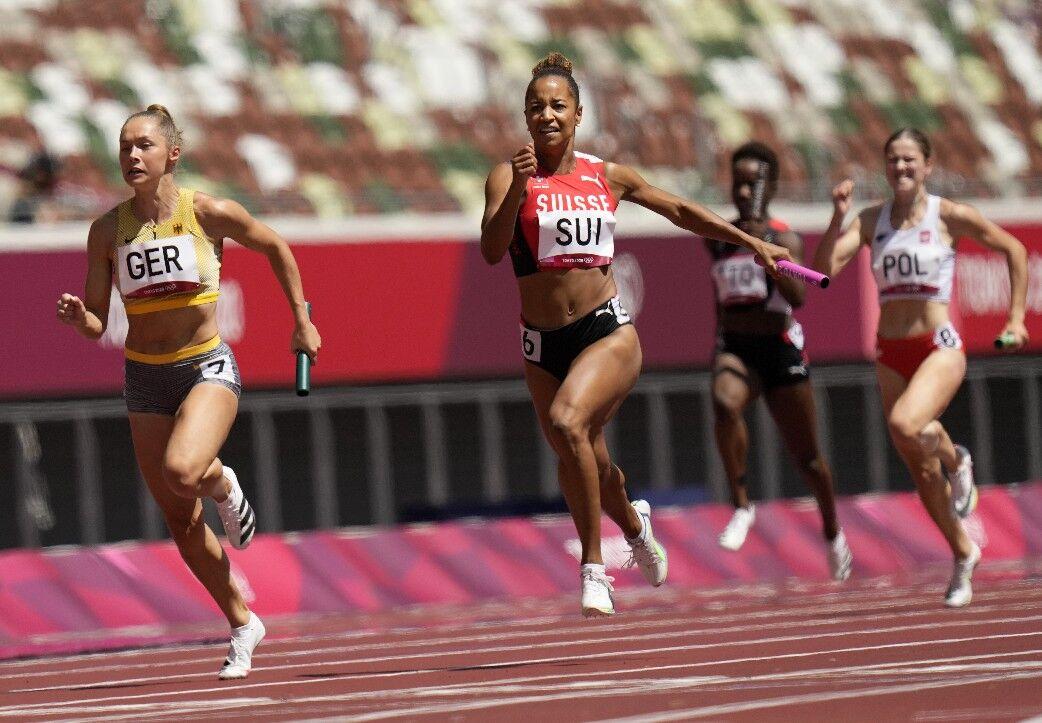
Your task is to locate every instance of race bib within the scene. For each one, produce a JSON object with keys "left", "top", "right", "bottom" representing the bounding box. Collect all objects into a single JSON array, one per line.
[
  {"left": 520, "top": 325, "right": 542, "bottom": 362},
  {"left": 116, "top": 234, "right": 201, "bottom": 299},
  {"left": 199, "top": 354, "right": 236, "bottom": 384},
  {"left": 711, "top": 255, "right": 768, "bottom": 305},
  {"left": 784, "top": 321, "right": 805, "bottom": 351},
  {"left": 933, "top": 324, "right": 963, "bottom": 350},
  {"left": 537, "top": 210, "right": 616, "bottom": 269}
]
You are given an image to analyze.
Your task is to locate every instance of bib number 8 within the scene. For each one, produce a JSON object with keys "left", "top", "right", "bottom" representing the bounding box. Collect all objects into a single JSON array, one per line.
[{"left": 934, "top": 326, "right": 962, "bottom": 350}]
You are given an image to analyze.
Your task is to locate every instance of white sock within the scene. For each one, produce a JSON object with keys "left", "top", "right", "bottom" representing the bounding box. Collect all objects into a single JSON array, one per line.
[
  {"left": 581, "top": 563, "right": 606, "bottom": 576},
  {"left": 232, "top": 612, "right": 256, "bottom": 635}
]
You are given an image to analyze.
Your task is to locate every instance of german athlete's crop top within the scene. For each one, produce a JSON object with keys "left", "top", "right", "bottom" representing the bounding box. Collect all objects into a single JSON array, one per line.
[
  {"left": 509, "top": 152, "right": 619, "bottom": 278},
  {"left": 112, "top": 188, "right": 222, "bottom": 315},
  {"left": 707, "top": 218, "right": 793, "bottom": 316},
  {"left": 870, "top": 194, "right": 954, "bottom": 304}
]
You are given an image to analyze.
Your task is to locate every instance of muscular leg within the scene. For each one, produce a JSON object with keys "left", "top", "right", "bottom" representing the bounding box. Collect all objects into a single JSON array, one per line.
[
  {"left": 524, "top": 325, "right": 642, "bottom": 565},
  {"left": 765, "top": 381, "right": 839, "bottom": 540},
  {"left": 878, "top": 351, "right": 973, "bottom": 559},
  {"left": 591, "top": 420, "right": 641, "bottom": 539},
  {"left": 711, "top": 353, "right": 756, "bottom": 509},
  {"left": 130, "top": 395, "right": 249, "bottom": 627},
  {"left": 162, "top": 384, "right": 239, "bottom": 500}
]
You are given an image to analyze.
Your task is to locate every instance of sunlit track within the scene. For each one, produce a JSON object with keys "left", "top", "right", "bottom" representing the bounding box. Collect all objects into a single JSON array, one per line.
[{"left": 2, "top": 568, "right": 1040, "bottom": 722}]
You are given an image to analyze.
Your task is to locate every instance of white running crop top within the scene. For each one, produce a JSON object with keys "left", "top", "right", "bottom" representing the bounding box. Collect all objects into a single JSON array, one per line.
[{"left": 870, "top": 194, "right": 954, "bottom": 303}]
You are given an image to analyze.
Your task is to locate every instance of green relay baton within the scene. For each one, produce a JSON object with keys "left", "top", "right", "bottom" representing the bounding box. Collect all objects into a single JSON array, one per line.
[
  {"left": 994, "top": 331, "right": 1017, "bottom": 350},
  {"left": 296, "top": 302, "right": 312, "bottom": 396}
]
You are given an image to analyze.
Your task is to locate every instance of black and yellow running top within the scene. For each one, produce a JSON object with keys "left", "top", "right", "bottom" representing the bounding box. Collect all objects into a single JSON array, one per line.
[{"left": 112, "top": 188, "right": 222, "bottom": 315}]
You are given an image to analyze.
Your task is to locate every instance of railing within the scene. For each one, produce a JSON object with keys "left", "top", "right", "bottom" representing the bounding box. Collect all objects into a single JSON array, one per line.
[{"left": 2, "top": 355, "right": 1040, "bottom": 550}]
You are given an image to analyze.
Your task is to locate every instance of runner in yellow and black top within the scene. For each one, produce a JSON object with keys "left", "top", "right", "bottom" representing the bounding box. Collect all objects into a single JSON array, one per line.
[{"left": 56, "top": 104, "right": 321, "bottom": 680}]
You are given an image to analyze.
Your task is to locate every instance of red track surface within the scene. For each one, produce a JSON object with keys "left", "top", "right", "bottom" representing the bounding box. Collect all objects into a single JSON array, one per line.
[{"left": 2, "top": 560, "right": 1041, "bottom": 722}]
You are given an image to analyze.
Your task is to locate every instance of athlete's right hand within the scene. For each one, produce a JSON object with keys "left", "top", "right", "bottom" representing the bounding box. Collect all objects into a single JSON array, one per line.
[
  {"left": 511, "top": 144, "right": 537, "bottom": 186},
  {"left": 56, "top": 293, "right": 87, "bottom": 328},
  {"left": 832, "top": 179, "right": 855, "bottom": 217}
]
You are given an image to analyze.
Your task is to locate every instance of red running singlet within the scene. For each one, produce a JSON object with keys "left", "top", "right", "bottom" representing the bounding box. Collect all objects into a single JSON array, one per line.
[{"left": 509, "top": 152, "right": 619, "bottom": 278}]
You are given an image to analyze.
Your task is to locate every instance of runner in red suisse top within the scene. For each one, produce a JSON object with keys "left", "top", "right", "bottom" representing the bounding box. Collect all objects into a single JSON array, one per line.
[{"left": 480, "top": 52, "right": 792, "bottom": 618}]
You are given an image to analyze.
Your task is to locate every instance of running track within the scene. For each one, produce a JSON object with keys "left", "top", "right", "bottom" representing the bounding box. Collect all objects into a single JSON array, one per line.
[{"left": 2, "top": 560, "right": 1041, "bottom": 722}]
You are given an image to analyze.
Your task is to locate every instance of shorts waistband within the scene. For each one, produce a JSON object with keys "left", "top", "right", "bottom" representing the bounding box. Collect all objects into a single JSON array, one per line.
[
  {"left": 124, "top": 335, "right": 222, "bottom": 364},
  {"left": 520, "top": 295, "right": 618, "bottom": 333}
]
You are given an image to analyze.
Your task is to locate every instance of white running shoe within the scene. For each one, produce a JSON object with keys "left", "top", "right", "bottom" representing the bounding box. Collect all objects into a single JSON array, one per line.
[
  {"left": 218, "top": 612, "right": 266, "bottom": 680},
  {"left": 580, "top": 566, "right": 615, "bottom": 618},
  {"left": 623, "top": 500, "right": 668, "bottom": 587},
  {"left": 947, "top": 445, "right": 978, "bottom": 519},
  {"left": 944, "top": 543, "right": 982, "bottom": 608},
  {"left": 216, "top": 466, "right": 257, "bottom": 550},
  {"left": 827, "top": 530, "right": 853, "bottom": 582},
  {"left": 718, "top": 505, "right": 755, "bottom": 551}
]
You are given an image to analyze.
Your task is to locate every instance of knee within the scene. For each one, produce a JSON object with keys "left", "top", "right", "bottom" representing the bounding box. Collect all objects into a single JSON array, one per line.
[
  {"left": 887, "top": 412, "right": 921, "bottom": 450},
  {"left": 797, "top": 454, "right": 829, "bottom": 478},
  {"left": 712, "top": 395, "right": 743, "bottom": 424},
  {"left": 549, "top": 401, "right": 590, "bottom": 450},
  {"left": 917, "top": 421, "right": 942, "bottom": 453},
  {"left": 162, "top": 454, "right": 203, "bottom": 499}
]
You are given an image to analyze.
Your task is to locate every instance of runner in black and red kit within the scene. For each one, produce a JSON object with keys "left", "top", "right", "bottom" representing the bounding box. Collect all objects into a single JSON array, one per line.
[
  {"left": 481, "top": 54, "right": 792, "bottom": 617},
  {"left": 708, "top": 142, "right": 852, "bottom": 581}
]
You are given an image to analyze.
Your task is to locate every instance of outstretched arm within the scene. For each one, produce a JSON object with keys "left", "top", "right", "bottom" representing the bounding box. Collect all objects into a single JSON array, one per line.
[
  {"left": 196, "top": 194, "right": 321, "bottom": 362},
  {"left": 57, "top": 213, "right": 114, "bottom": 339},
  {"left": 945, "top": 200, "right": 1029, "bottom": 348},
  {"left": 607, "top": 162, "right": 791, "bottom": 273},
  {"left": 812, "top": 179, "right": 865, "bottom": 277}
]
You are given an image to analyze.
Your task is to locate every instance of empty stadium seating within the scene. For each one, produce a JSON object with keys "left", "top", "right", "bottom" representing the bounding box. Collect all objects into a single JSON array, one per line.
[{"left": 1, "top": 0, "right": 1041, "bottom": 220}]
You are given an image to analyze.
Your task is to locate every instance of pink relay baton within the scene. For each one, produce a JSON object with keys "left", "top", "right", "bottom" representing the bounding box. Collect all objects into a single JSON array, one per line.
[{"left": 776, "top": 260, "right": 830, "bottom": 289}]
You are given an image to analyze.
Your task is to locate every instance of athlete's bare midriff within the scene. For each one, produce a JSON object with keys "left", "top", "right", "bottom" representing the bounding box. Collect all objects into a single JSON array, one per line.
[
  {"left": 877, "top": 299, "right": 951, "bottom": 339},
  {"left": 124, "top": 303, "right": 219, "bottom": 355},
  {"left": 518, "top": 266, "right": 616, "bottom": 329}
]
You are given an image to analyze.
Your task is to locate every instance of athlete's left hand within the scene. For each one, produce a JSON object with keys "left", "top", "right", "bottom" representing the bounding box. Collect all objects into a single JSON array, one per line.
[
  {"left": 997, "top": 320, "right": 1029, "bottom": 350},
  {"left": 293, "top": 320, "right": 322, "bottom": 364}
]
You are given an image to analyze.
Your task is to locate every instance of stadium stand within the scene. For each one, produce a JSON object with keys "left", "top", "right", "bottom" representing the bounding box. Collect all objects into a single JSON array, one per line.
[{"left": 1, "top": 0, "right": 1041, "bottom": 220}]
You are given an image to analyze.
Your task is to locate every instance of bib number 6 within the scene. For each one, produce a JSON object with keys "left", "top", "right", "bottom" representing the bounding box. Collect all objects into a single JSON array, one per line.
[{"left": 520, "top": 326, "right": 542, "bottom": 362}]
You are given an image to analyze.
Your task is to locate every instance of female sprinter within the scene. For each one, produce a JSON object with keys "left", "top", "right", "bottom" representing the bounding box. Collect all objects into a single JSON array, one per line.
[
  {"left": 481, "top": 54, "right": 792, "bottom": 617},
  {"left": 56, "top": 105, "right": 321, "bottom": 675},
  {"left": 813, "top": 128, "right": 1027, "bottom": 607},
  {"left": 708, "top": 142, "right": 851, "bottom": 581}
]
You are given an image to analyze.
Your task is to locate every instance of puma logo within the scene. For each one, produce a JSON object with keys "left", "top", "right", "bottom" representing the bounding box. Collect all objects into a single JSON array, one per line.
[
  {"left": 581, "top": 174, "right": 605, "bottom": 190},
  {"left": 595, "top": 307, "right": 613, "bottom": 317}
]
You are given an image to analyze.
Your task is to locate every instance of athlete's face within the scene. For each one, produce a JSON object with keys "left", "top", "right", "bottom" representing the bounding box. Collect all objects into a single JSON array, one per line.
[
  {"left": 118, "top": 117, "right": 179, "bottom": 187},
  {"left": 731, "top": 157, "right": 774, "bottom": 220},
  {"left": 884, "top": 137, "right": 931, "bottom": 195},
  {"left": 524, "top": 76, "right": 581, "bottom": 149}
]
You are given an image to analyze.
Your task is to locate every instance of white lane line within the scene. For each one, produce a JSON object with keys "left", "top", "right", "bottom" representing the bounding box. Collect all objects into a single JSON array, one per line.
[
  {"left": 7, "top": 596, "right": 1037, "bottom": 683},
  {"left": 2, "top": 630, "right": 1040, "bottom": 717},
  {"left": 37, "top": 649, "right": 1042, "bottom": 721},
  {"left": 3, "top": 574, "right": 1035, "bottom": 673},
  {"left": 120, "top": 669, "right": 1042, "bottom": 723},
  {"left": 599, "top": 670, "right": 1042, "bottom": 722},
  {"left": 9, "top": 611, "right": 1042, "bottom": 694},
  {"left": 4, "top": 579, "right": 1033, "bottom": 675}
]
